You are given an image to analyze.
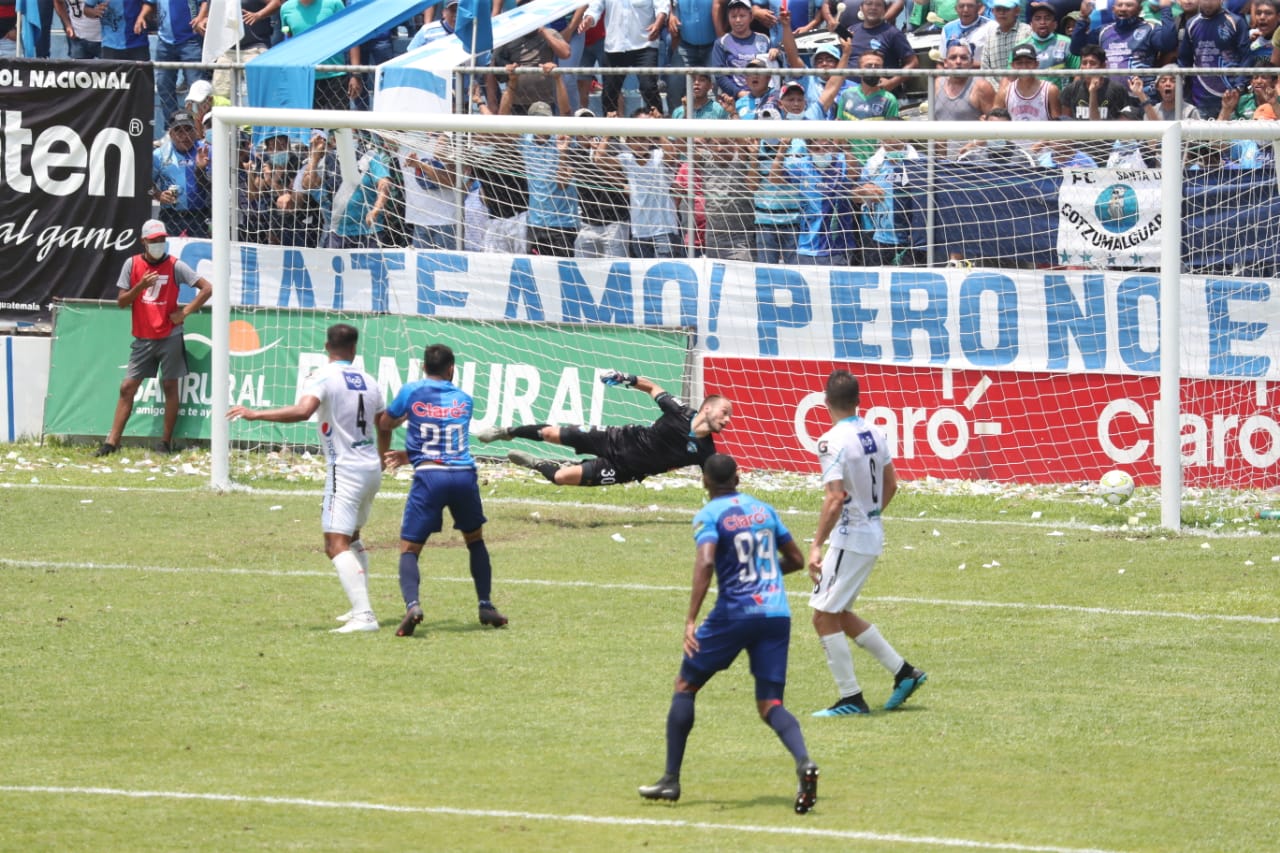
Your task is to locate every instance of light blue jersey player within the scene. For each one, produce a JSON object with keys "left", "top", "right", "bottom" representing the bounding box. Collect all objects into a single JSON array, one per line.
[
  {"left": 638, "top": 454, "right": 819, "bottom": 815},
  {"left": 377, "top": 344, "right": 507, "bottom": 636}
]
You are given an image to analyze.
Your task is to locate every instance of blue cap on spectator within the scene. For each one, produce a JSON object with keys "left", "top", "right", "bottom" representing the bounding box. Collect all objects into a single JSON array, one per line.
[
  {"left": 813, "top": 44, "right": 841, "bottom": 62},
  {"left": 990, "top": 0, "right": 1020, "bottom": 7}
]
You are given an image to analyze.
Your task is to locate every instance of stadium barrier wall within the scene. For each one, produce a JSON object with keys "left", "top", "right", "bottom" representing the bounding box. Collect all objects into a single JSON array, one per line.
[
  {"left": 41, "top": 301, "right": 691, "bottom": 446},
  {"left": 0, "top": 335, "right": 50, "bottom": 442}
]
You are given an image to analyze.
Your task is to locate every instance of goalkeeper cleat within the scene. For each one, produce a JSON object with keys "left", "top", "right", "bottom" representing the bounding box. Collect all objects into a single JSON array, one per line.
[
  {"left": 331, "top": 612, "right": 378, "bottom": 633},
  {"left": 478, "top": 604, "right": 508, "bottom": 628},
  {"left": 884, "top": 669, "right": 927, "bottom": 710},
  {"left": 93, "top": 442, "right": 118, "bottom": 458},
  {"left": 396, "top": 603, "right": 424, "bottom": 637},
  {"left": 508, "top": 450, "right": 562, "bottom": 483},
  {"left": 812, "top": 694, "right": 870, "bottom": 717},
  {"left": 638, "top": 774, "right": 681, "bottom": 802},
  {"left": 474, "top": 425, "right": 513, "bottom": 443},
  {"left": 508, "top": 450, "right": 539, "bottom": 470},
  {"left": 794, "top": 761, "right": 819, "bottom": 814}
]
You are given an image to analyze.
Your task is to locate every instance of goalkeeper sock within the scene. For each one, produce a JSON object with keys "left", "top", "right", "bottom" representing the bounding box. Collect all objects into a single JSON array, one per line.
[
  {"left": 398, "top": 551, "right": 421, "bottom": 608},
  {"left": 332, "top": 550, "right": 372, "bottom": 615},
  {"left": 467, "top": 539, "right": 493, "bottom": 603},
  {"left": 510, "top": 424, "right": 549, "bottom": 441},
  {"left": 853, "top": 624, "right": 905, "bottom": 675},
  {"left": 820, "top": 632, "right": 861, "bottom": 698}
]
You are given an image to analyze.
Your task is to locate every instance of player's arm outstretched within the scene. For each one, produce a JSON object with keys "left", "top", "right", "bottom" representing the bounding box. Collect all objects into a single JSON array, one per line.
[
  {"left": 601, "top": 369, "right": 666, "bottom": 401},
  {"left": 227, "top": 396, "right": 320, "bottom": 423}
]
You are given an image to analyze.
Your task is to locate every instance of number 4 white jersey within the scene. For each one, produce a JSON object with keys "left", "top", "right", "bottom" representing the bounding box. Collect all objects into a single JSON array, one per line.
[
  {"left": 303, "top": 361, "right": 386, "bottom": 471},
  {"left": 816, "top": 416, "right": 893, "bottom": 555}
]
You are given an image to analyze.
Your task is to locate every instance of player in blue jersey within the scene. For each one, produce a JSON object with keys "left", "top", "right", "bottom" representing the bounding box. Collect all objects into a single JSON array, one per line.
[
  {"left": 637, "top": 454, "right": 819, "bottom": 814},
  {"left": 377, "top": 343, "right": 508, "bottom": 637}
]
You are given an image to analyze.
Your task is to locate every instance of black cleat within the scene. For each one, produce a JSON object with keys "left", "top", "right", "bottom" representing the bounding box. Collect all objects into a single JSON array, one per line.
[
  {"left": 396, "top": 603, "right": 424, "bottom": 637},
  {"left": 638, "top": 774, "right": 681, "bottom": 802},
  {"left": 794, "top": 761, "right": 819, "bottom": 814},
  {"left": 93, "top": 443, "right": 117, "bottom": 458},
  {"left": 479, "top": 604, "right": 508, "bottom": 628},
  {"left": 156, "top": 441, "right": 174, "bottom": 454},
  {"left": 812, "top": 693, "right": 870, "bottom": 717}
]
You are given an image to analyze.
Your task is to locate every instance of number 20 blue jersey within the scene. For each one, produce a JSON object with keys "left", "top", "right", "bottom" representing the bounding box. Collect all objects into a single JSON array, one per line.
[
  {"left": 386, "top": 378, "right": 476, "bottom": 468},
  {"left": 692, "top": 492, "right": 794, "bottom": 620}
]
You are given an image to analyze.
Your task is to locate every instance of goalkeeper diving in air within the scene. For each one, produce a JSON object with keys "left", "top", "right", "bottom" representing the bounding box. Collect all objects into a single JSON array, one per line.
[{"left": 476, "top": 371, "right": 733, "bottom": 487}]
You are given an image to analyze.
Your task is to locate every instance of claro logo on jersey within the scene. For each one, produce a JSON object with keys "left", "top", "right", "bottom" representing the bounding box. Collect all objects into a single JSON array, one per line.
[
  {"left": 411, "top": 400, "right": 468, "bottom": 419},
  {"left": 722, "top": 508, "right": 768, "bottom": 531},
  {"left": 0, "top": 109, "right": 139, "bottom": 197}
]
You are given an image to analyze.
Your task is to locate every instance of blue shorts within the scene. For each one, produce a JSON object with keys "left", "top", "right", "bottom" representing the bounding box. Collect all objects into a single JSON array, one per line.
[
  {"left": 400, "top": 467, "right": 487, "bottom": 544},
  {"left": 679, "top": 615, "right": 790, "bottom": 702}
]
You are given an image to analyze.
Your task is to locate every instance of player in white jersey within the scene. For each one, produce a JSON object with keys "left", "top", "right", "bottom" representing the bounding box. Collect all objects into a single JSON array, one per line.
[
  {"left": 228, "top": 323, "right": 387, "bottom": 634},
  {"left": 807, "top": 370, "right": 927, "bottom": 716}
]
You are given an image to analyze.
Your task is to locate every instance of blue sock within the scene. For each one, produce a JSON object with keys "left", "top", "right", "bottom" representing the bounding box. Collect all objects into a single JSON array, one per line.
[
  {"left": 398, "top": 551, "right": 420, "bottom": 607},
  {"left": 764, "top": 704, "right": 809, "bottom": 765},
  {"left": 468, "top": 539, "right": 492, "bottom": 603},
  {"left": 665, "top": 691, "right": 696, "bottom": 777}
]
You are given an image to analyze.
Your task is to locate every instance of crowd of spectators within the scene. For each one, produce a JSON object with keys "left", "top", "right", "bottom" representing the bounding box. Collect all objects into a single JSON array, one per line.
[{"left": 11, "top": 0, "right": 1278, "bottom": 264}]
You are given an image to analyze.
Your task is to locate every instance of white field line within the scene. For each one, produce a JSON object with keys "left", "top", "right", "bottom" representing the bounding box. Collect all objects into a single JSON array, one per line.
[
  {"left": 0, "top": 785, "right": 1125, "bottom": 853},
  {"left": 0, "top": 480, "right": 1249, "bottom": 535},
  {"left": 3, "top": 558, "right": 1277, "bottom": 625}
]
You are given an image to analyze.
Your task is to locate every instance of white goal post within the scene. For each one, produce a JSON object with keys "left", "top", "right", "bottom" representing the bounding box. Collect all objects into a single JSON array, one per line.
[{"left": 208, "top": 103, "right": 1280, "bottom": 530}]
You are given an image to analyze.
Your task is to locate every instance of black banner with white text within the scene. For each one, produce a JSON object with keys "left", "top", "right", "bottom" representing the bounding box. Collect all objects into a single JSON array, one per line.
[{"left": 0, "top": 60, "right": 154, "bottom": 326}]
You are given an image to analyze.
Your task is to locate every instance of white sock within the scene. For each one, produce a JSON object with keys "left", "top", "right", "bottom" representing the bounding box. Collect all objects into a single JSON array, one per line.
[
  {"left": 350, "top": 540, "right": 370, "bottom": 596},
  {"left": 854, "top": 624, "right": 904, "bottom": 675},
  {"left": 820, "top": 632, "right": 860, "bottom": 697},
  {"left": 332, "top": 550, "right": 373, "bottom": 617}
]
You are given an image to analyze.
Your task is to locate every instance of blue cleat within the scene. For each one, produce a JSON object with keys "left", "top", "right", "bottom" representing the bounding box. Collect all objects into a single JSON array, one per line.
[
  {"left": 884, "top": 669, "right": 927, "bottom": 710},
  {"left": 812, "top": 694, "right": 870, "bottom": 717}
]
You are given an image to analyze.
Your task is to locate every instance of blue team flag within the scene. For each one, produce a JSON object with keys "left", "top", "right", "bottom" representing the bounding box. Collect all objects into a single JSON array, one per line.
[
  {"left": 453, "top": 0, "right": 493, "bottom": 55},
  {"left": 16, "top": 0, "right": 42, "bottom": 57}
]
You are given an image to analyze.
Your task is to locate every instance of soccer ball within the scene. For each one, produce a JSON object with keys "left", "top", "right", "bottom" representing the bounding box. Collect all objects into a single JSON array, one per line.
[{"left": 1098, "top": 470, "right": 1135, "bottom": 506}]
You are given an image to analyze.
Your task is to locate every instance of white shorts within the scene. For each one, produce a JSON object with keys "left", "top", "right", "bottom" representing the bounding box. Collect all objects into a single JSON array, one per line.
[
  {"left": 808, "top": 547, "right": 879, "bottom": 614},
  {"left": 321, "top": 464, "right": 382, "bottom": 535}
]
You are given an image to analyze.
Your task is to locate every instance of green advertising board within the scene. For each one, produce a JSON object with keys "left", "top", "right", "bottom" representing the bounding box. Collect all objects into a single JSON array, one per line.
[{"left": 44, "top": 303, "right": 692, "bottom": 449}]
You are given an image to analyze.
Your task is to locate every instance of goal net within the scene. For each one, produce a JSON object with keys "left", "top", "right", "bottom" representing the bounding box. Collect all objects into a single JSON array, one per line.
[{"left": 200, "top": 99, "right": 1280, "bottom": 525}]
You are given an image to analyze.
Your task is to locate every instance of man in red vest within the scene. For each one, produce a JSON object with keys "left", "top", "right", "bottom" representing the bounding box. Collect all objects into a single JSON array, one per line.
[{"left": 95, "top": 219, "right": 213, "bottom": 457}]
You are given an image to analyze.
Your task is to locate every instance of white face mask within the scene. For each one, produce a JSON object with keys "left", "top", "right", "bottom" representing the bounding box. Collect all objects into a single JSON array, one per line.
[
  {"left": 812, "top": 152, "right": 834, "bottom": 170},
  {"left": 145, "top": 241, "right": 167, "bottom": 260}
]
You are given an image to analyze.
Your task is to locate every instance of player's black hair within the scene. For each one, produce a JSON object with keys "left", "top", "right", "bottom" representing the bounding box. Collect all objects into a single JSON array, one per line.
[
  {"left": 703, "top": 453, "right": 738, "bottom": 487},
  {"left": 826, "top": 369, "right": 860, "bottom": 410},
  {"left": 423, "top": 344, "right": 455, "bottom": 377},
  {"left": 326, "top": 323, "right": 359, "bottom": 353}
]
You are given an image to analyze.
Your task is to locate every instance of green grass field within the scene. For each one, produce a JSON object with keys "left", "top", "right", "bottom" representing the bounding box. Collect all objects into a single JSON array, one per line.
[{"left": 1, "top": 444, "right": 1278, "bottom": 851}]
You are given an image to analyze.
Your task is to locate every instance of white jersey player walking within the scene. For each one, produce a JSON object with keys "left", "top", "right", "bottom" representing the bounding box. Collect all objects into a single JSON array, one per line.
[
  {"left": 228, "top": 323, "right": 388, "bottom": 633},
  {"left": 807, "top": 370, "right": 927, "bottom": 716}
]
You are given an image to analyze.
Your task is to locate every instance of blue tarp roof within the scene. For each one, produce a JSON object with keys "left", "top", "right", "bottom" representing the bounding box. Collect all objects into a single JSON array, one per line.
[{"left": 246, "top": 0, "right": 440, "bottom": 112}]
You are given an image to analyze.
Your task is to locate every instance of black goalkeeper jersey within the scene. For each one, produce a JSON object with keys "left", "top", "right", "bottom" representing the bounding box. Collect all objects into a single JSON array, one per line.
[{"left": 602, "top": 392, "right": 717, "bottom": 480}]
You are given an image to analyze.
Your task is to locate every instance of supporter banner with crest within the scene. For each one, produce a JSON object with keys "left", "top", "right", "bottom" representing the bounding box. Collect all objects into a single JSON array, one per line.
[
  {"left": 1056, "top": 168, "right": 1164, "bottom": 269},
  {"left": 0, "top": 60, "right": 155, "bottom": 327}
]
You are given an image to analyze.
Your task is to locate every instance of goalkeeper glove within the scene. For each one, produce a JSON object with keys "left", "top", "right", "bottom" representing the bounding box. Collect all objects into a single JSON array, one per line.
[{"left": 601, "top": 371, "right": 639, "bottom": 387}]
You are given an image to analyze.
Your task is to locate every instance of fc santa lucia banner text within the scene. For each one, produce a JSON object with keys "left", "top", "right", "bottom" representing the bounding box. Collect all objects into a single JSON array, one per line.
[{"left": 0, "top": 60, "right": 155, "bottom": 325}]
